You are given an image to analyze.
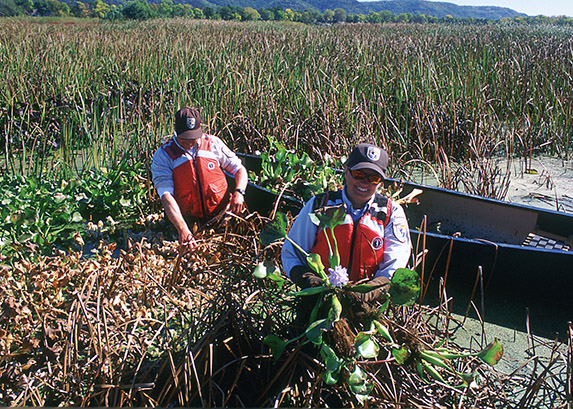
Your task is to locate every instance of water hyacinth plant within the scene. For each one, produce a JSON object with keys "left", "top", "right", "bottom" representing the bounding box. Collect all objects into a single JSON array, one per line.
[
  {"left": 255, "top": 210, "right": 503, "bottom": 404},
  {"left": 256, "top": 210, "right": 414, "bottom": 402}
]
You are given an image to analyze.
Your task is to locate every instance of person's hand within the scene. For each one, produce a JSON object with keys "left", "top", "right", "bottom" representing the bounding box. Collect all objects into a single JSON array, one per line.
[
  {"left": 353, "top": 276, "right": 391, "bottom": 304},
  {"left": 289, "top": 266, "right": 323, "bottom": 289},
  {"left": 178, "top": 226, "right": 197, "bottom": 252},
  {"left": 228, "top": 190, "right": 246, "bottom": 215}
]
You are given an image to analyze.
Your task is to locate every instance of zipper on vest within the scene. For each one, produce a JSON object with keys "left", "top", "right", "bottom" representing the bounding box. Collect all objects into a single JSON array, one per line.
[{"left": 192, "top": 156, "right": 207, "bottom": 218}]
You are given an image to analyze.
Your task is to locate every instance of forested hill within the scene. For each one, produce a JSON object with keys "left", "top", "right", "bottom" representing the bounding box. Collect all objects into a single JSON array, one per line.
[{"left": 176, "top": 0, "right": 524, "bottom": 19}]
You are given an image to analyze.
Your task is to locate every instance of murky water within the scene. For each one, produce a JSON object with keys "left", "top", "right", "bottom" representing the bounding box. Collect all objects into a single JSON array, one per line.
[{"left": 403, "top": 154, "right": 573, "bottom": 213}]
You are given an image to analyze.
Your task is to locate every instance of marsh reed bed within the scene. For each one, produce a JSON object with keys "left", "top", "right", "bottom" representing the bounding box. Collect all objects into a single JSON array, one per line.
[
  {"left": 1, "top": 18, "right": 572, "bottom": 407},
  {"left": 1, "top": 18, "right": 573, "bottom": 182}
]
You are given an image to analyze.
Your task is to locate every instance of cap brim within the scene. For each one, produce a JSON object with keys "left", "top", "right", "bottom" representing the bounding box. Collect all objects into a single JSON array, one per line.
[
  {"left": 177, "top": 127, "right": 202, "bottom": 140},
  {"left": 349, "top": 163, "right": 385, "bottom": 178}
]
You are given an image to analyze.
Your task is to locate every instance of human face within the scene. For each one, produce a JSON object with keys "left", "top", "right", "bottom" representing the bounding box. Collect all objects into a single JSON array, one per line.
[
  {"left": 176, "top": 135, "right": 200, "bottom": 151},
  {"left": 344, "top": 168, "right": 382, "bottom": 209}
]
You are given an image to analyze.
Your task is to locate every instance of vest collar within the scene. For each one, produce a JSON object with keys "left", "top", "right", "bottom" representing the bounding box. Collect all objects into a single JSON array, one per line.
[
  {"left": 342, "top": 186, "right": 376, "bottom": 221},
  {"left": 173, "top": 134, "right": 203, "bottom": 153}
]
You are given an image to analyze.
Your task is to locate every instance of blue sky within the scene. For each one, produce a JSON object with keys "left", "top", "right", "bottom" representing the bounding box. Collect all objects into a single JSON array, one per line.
[{"left": 432, "top": 0, "right": 573, "bottom": 17}]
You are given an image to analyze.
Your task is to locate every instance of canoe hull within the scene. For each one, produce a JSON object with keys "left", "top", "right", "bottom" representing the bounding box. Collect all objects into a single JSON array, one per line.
[{"left": 236, "top": 153, "right": 573, "bottom": 314}]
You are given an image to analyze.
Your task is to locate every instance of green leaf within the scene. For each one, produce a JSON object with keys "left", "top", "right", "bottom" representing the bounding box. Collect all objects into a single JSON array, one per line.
[
  {"left": 263, "top": 334, "right": 288, "bottom": 361},
  {"left": 305, "top": 318, "right": 329, "bottom": 345},
  {"left": 323, "top": 370, "right": 339, "bottom": 385},
  {"left": 355, "top": 333, "right": 380, "bottom": 359},
  {"left": 476, "top": 338, "right": 503, "bottom": 366},
  {"left": 389, "top": 268, "right": 420, "bottom": 306},
  {"left": 253, "top": 262, "right": 269, "bottom": 279},
  {"left": 376, "top": 297, "right": 390, "bottom": 314},
  {"left": 421, "top": 359, "right": 446, "bottom": 383},
  {"left": 346, "top": 283, "right": 386, "bottom": 293},
  {"left": 320, "top": 343, "right": 342, "bottom": 373},
  {"left": 328, "top": 294, "right": 342, "bottom": 323},
  {"left": 459, "top": 371, "right": 479, "bottom": 387},
  {"left": 347, "top": 365, "right": 373, "bottom": 395},
  {"left": 308, "top": 295, "right": 322, "bottom": 325},
  {"left": 288, "top": 285, "right": 328, "bottom": 297},
  {"left": 267, "top": 272, "right": 286, "bottom": 289},
  {"left": 391, "top": 346, "right": 409, "bottom": 365},
  {"left": 306, "top": 253, "right": 327, "bottom": 279},
  {"left": 372, "top": 320, "right": 394, "bottom": 343},
  {"left": 260, "top": 212, "right": 288, "bottom": 246},
  {"left": 310, "top": 203, "right": 346, "bottom": 229},
  {"left": 253, "top": 262, "right": 280, "bottom": 280}
]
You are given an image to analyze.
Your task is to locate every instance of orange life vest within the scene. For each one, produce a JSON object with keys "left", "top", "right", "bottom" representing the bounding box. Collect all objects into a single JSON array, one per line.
[
  {"left": 310, "top": 191, "right": 392, "bottom": 282},
  {"left": 161, "top": 136, "right": 229, "bottom": 218}
]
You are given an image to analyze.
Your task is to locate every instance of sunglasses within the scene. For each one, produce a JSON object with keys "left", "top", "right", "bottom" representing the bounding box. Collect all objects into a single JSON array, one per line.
[{"left": 349, "top": 169, "right": 383, "bottom": 185}]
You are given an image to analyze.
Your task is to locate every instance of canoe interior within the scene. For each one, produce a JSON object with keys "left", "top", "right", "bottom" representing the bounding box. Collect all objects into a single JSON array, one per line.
[{"left": 394, "top": 180, "right": 573, "bottom": 251}]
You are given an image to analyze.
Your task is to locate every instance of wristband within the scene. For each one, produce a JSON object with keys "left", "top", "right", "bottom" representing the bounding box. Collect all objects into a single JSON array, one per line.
[{"left": 235, "top": 188, "right": 246, "bottom": 196}]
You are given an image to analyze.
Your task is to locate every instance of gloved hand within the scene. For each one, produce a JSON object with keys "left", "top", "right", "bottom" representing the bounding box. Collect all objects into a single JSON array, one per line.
[
  {"left": 354, "top": 276, "right": 391, "bottom": 304},
  {"left": 289, "top": 265, "right": 323, "bottom": 289}
]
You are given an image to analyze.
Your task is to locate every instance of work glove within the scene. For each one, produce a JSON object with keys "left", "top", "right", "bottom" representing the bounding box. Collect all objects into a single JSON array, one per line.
[
  {"left": 354, "top": 276, "right": 391, "bottom": 304},
  {"left": 289, "top": 265, "right": 323, "bottom": 289}
]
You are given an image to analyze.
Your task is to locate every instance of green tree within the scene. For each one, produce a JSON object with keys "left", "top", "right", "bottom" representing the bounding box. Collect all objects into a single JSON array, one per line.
[
  {"left": 71, "top": 0, "right": 89, "bottom": 17},
  {"left": 284, "top": 8, "right": 295, "bottom": 21},
  {"left": 259, "top": 7, "right": 273, "bottom": 21},
  {"left": 366, "top": 11, "right": 380, "bottom": 23},
  {"left": 379, "top": 10, "right": 393, "bottom": 22},
  {"left": 203, "top": 6, "right": 218, "bottom": 19},
  {"left": 34, "top": 0, "right": 69, "bottom": 16},
  {"left": 412, "top": 13, "right": 427, "bottom": 23},
  {"left": 122, "top": 0, "right": 155, "bottom": 20},
  {"left": 104, "top": 5, "right": 122, "bottom": 20},
  {"left": 301, "top": 8, "right": 320, "bottom": 23},
  {"left": 272, "top": 7, "right": 285, "bottom": 21},
  {"left": 323, "top": 8, "right": 334, "bottom": 23},
  {"left": 14, "top": 0, "right": 32, "bottom": 13},
  {"left": 242, "top": 6, "right": 259, "bottom": 21},
  {"left": 333, "top": 8, "right": 346, "bottom": 23},
  {"left": 396, "top": 13, "right": 411, "bottom": 23},
  {"left": 92, "top": 0, "right": 110, "bottom": 18},
  {"left": 157, "top": 0, "right": 174, "bottom": 17},
  {"left": 219, "top": 5, "right": 241, "bottom": 20},
  {"left": 192, "top": 7, "right": 203, "bottom": 18},
  {"left": 0, "top": 0, "right": 20, "bottom": 16}
]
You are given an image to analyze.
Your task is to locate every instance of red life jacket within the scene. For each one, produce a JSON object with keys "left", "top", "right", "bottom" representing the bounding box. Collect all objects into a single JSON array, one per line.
[
  {"left": 310, "top": 191, "right": 392, "bottom": 282},
  {"left": 161, "top": 136, "right": 229, "bottom": 218}
]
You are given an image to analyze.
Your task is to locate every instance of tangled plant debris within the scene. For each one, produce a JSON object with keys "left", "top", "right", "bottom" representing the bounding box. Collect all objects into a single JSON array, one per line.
[{"left": 0, "top": 210, "right": 569, "bottom": 407}]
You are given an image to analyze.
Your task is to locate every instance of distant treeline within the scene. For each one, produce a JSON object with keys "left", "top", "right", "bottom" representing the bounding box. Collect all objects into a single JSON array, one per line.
[{"left": 1, "top": 0, "right": 573, "bottom": 24}]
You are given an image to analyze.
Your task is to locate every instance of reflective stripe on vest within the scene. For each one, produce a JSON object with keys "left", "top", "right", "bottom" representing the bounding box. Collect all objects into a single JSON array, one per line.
[{"left": 310, "top": 191, "right": 391, "bottom": 282}]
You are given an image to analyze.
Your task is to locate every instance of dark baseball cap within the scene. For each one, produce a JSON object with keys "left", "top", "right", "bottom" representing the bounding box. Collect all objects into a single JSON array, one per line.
[
  {"left": 175, "top": 107, "right": 203, "bottom": 140},
  {"left": 346, "top": 143, "right": 388, "bottom": 177}
]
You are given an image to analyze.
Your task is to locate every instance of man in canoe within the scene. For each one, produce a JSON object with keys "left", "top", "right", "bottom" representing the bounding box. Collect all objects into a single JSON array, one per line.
[
  {"left": 281, "top": 143, "right": 411, "bottom": 303},
  {"left": 151, "top": 107, "right": 248, "bottom": 251}
]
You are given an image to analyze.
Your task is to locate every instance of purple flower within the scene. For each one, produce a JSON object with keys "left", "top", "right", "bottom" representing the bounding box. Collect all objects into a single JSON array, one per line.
[{"left": 328, "top": 265, "right": 349, "bottom": 288}]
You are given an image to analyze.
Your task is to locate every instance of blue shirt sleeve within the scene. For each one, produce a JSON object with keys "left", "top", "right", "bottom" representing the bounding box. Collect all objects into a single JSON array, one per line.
[{"left": 280, "top": 197, "right": 319, "bottom": 278}]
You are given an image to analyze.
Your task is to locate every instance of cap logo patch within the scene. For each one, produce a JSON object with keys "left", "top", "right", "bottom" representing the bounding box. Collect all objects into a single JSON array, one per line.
[
  {"left": 367, "top": 147, "right": 381, "bottom": 161},
  {"left": 371, "top": 236, "right": 383, "bottom": 250},
  {"left": 186, "top": 117, "right": 196, "bottom": 130}
]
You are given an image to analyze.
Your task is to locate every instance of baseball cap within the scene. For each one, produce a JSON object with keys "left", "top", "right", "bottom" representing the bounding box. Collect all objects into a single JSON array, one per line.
[
  {"left": 346, "top": 143, "right": 388, "bottom": 177},
  {"left": 175, "top": 107, "right": 203, "bottom": 140}
]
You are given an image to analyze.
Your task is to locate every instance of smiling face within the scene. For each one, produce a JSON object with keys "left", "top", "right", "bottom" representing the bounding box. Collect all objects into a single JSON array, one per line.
[{"left": 344, "top": 167, "right": 382, "bottom": 209}]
